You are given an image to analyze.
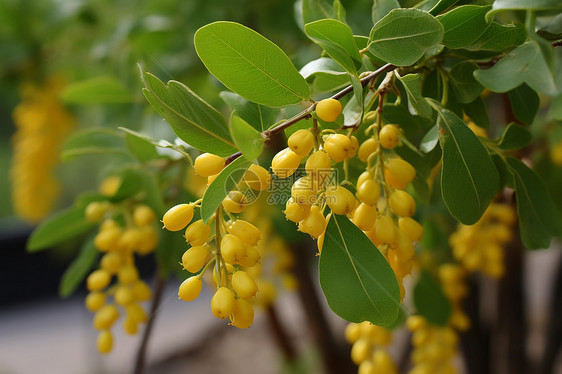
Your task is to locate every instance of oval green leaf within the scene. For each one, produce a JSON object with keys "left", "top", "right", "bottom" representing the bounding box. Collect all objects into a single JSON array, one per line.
[
  {"left": 413, "top": 270, "right": 452, "bottom": 326},
  {"left": 220, "top": 91, "right": 279, "bottom": 132},
  {"left": 437, "top": 5, "right": 491, "bottom": 49},
  {"left": 59, "top": 238, "right": 98, "bottom": 298},
  {"left": 61, "top": 76, "right": 134, "bottom": 104},
  {"left": 229, "top": 112, "right": 265, "bottom": 161}
]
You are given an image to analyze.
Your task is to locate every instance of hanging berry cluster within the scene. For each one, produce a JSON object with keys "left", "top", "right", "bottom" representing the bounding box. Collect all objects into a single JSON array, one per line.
[{"left": 345, "top": 322, "right": 398, "bottom": 374}]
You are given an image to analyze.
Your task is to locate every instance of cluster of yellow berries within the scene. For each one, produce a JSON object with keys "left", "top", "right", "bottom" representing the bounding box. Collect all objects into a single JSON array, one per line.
[
  {"left": 406, "top": 315, "right": 459, "bottom": 374},
  {"left": 449, "top": 203, "right": 515, "bottom": 278},
  {"left": 10, "top": 78, "right": 76, "bottom": 223},
  {"left": 345, "top": 322, "right": 398, "bottom": 374},
  {"left": 438, "top": 264, "right": 470, "bottom": 332},
  {"left": 84, "top": 198, "right": 158, "bottom": 353}
]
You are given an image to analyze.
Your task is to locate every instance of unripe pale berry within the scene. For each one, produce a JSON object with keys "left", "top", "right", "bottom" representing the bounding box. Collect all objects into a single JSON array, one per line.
[
  {"left": 324, "top": 134, "right": 353, "bottom": 162},
  {"left": 100, "top": 252, "right": 123, "bottom": 274},
  {"left": 230, "top": 298, "right": 254, "bottom": 328},
  {"left": 379, "top": 124, "right": 400, "bottom": 149},
  {"left": 389, "top": 190, "right": 416, "bottom": 217},
  {"left": 232, "top": 270, "right": 258, "bottom": 299},
  {"left": 194, "top": 153, "right": 225, "bottom": 177},
  {"left": 85, "top": 201, "right": 110, "bottom": 222},
  {"left": 272, "top": 148, "right": 301, "bottom": 178},
  {"left": 291, "top": 176, "right": 317, "bottom": 205},
  {"left": 133, "top": 205, "right": 155, "bottom": 227},
  {"left": 222, "top": 191, "right": 248, "bottom": 213},
  {"left": 178, "top": 276, "right": 203, "bottom": 302},
  {"left": 374, "top": 215, "right": 397, "bottom": 245},
  {"left": 316, "top": 98, "right": 342, "bottom": 122},
  {"left": 162, "top": 203, "right": 194, "bottom": 231},
  {"left": 326, "top": 185, "right": 356, "bottom": 215},
  {"left": 97, "top": 330, "right": 113, "bottom": 354},
  {"left": 227, "top": 220, "right": 261, "bottom": 246},
  {"left": 181, "top": 245, "right": 210, "bottom": 273},
  {"left": 87, "top": 269, "right": 112, "bottom": 291},
  {"left": 398, "top": 217, "right": 424, "bottom": 242},
  {"left": 85, "top": 291, "right": 106, "bottom": 312},
  {"left": 244, "top": 164, "right": 271, "bottom": 191},
  {"left": 358, "top": 137, "right": 379, "bottom": 162},
  {"left": 211, "top": 287, "right": 235, "bottom": 319},
  {"left": 184, "top": 219, "right": 211, "bottom": 246},
  {"left": 284, "top": 198, "right": 308, "bottom": 223},
  {"left": 288, "top": 129, "right": 314, "bottom": 157},
  {"left": 356, "top": 179, "right": 381, "bottom": 206},
  {"left": 384, "top": 158, "right": 416, "bottom": 189},
  {"left": 118, "top": 264, "right": 139, "bottom": 285},
  {"left": 221, "top": 234, "right": 246, "bottom": 265},
  {"left": 353, "top": 203, "right": 378, "bottom": 231},
  {"left": 299, "top": 205, "right": 326, "bottom": 238}
]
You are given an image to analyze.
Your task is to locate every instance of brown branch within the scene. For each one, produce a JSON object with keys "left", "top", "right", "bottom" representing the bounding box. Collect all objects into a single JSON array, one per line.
[
  {"left": 265, "top": 304, "right": 298, "bottom": 362},
  {"left": 553, "top": 41, "right": 562, "bottom": 48}
]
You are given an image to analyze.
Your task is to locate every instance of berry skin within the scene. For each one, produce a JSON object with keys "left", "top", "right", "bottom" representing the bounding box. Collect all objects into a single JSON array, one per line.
[
  {"left": 353, "top": 203, "right": 378, "bottom": 231},
  {"left": 351, "top": 338, "right": 370, "bottom": 365},
  {"left": 133, "top": 205, "right": 156, "bottom": 227},
  {"left": 181, "top": 245, "right": 211, "bottom": 273},
  {"left": 272, "top": 148, "right": 301, "bottom": 178},
  {"left": 356, "top": 179, "right": 381, "bottom": 206},
  {"left": 118, "top": 264, "right": 139, "bottom": 285},
  {"left": 97, "top": 330, "right": 113, "bottom": 354},
  {"left": 244, "top": 164, "right": 271, "bottom": 191},
  {"left": 227, "top": 220, "right": 261, "bottom": 246},
  {"left": 100, "top": 252, "right": 123, "bottom": 274},
  {"left": 137, "top": 226, "right": 158, "bottom": 255},
  {"left": 316, "top": 98, "right": 342, "bottom": 122},
  {"left": 85, "top": 291, "right": 106, "bottom": 312},
  {"left": 162, "top": 204, "right": 194, "bottom": 231},
  {"left": 87, "top": 269, "right": 111, "bottom": 291},
  {"left": 230, "top": 298, "right": 254, "bottom": 328},
  {"left": 93, "top": 304, "right": 120, "bottom": 330},
  {"left": 305, "top": 150, "right": 332, "bottom": 185},
  {"left": 194, "top": 153, "right": 225, "bottom": 177},
  {"left": 115, "top": 286, "right": 135, "bottom": 306},
  {"left": 131, "top": 281, "right": 152, "bottom": 302},
  {"left": 238, "top": 245, "right": 261, "bottom": 268},
  {"left": 299, "top": 205, "right": 326, "bottom": 238},
  {"left": 379, "top": 124, "right": 400, "bottom": 149},
  {"left": 178, "top": 276, "right": 203, "bottom": 302},
  {"left": 232, "top": 270, "right": 258, "bottom": 299},
  {"left": 211, "top": 287, "right": 235, "bottom": 319},
  {"left": 326, "top": 185, "right": 356, "bottom": 215},
  {"left": 291, "top": 176, "right": 317, "bottom": 205},
  {"left": 99, "top": 176, "right": 122, "bottom": 197},
  {"left": 184, "top": 219, "right": 211, "bottom": 246},
  {"left": 288, "top": 129, "right": 314, "bottom": 157},
  {"left": 85, "top": 201, "right": 110, "bottom": 222},
  {"left": 384, "top": 158, "right": 416, "bottom": 189},
  {"left": 94, "top": 226, "right": 122, "bottom": 252},
  {"left": 220, "top": 234, "right": 246, "bottom": 265},
  {"left": 123, "top": 317, "right": 138, "bottom": 335},
  {"left": 358, "top": 137, "right": 379, "bottom": 162},
  {"left": 118, "top": 228, "right": 143, "bottom": 251},
  {"left": 393, "top": 230, "right": 415, "bottom": 261},
  {"left": 389, "top": 190, "right": 416, "bottom": 217},
  {"left": 374, "top": 215, "right": 397, "bottom": 245},
  {"left": 284, "top": 197, "right": 308, "bottom": 223},
  {"left": 323, "top": 134, "right": 353, "bottom": 162},
  {"left": 398, "top": 217, "right": 424, "bottom": 242},
  {"left": 222, "top": 191, "right": 248, "bottom": 213}
]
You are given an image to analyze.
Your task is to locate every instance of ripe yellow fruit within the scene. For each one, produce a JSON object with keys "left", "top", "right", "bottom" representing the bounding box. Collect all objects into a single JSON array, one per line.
[
  {"left": 238, "top": 245, "right": 261, "bottom": 268},
  {"left": 372, "top": 349, "right": 397, "bottom": 372},
  {"left": 99, "top": 176, "right": 122, "bottom": 197},
  {"left": 137, "top": 226, "right": 158, "bottom": 255},
  {"left": 94, "top": 226, "right": 122, "bottom": 252},
  {"left": 221, "top": 234, "right": 246, "bottom": 265},
  {"left": 299, "top": 205, "right": 326, "bottom": 238},
  {"left": 379, "top": 124, "right": 400, "bottom": 149},
  {"left": 178, "top": 276, "right": 203, "bottom": 302},
  {"left": 288, "top": 129, "right": 314, "bottom": 157},
  {"left": 87, "top": 269, "right": 111, "bottom": 291},
  {"left": 118, "top": 264, "right": 139, "bottom": 285},
  {"left": 325, "top": 185, "right": 356, "bottom": 215},
  {"left": 133, "top": 205, "right": 156, "bottom": 227},
  {"left": 384, "top": 158, "right": 416, "bottom": 189},
  {"left": 100, "top": 252, "right": 123, "bottom": 274},
  {"left": 316, "top": 98, "right": 342, "bottom": 122},
  {"left": 97, "top": 330, "right": 113, "bottom": 354},
  {"left": 211, "top": 287, "right": 235, "bottom": 319},
  {"left": 272, "top": 148, "right": 301, "bottom": 177},
  {"left": 93, "top": 304, "right": 120, "bottom": 330},
  {"left": 115, "top": 286, "right": 135, "bottom": 306},
  {"left": 356, "top": 179, "right": 381, "bottom": 206},
  {"left": 194, "top": 153, "right": 225, "bottom": 177},
  {"left": 131, "top": 280, "right": 152, "bottom": 302},
  {"left": 85, "top": 291, "right": 106, "bottom": 312},
  {"left": 230, "top": 298, "right": 254, "bottom": 328},
  {"left": 345, "top": 323, "right": 361, "bottom": 344},
  {"left": 232, "top": 270, "right": 258, "bottom": 299},
  {"left": 393, "top": 230, "right": 415, "bottom": 261},
  {"left": 227, "top": 220, "right": 261, "bottom": 246},
  {"left": 323, "top": 134, "right": 353, "bottom": 162},
  {"left": 181, "top": 245, "right": 211, "bottom": 273},
  {"left": 358, "top": 137, "right": 379, "bottom": 162},
  {"left": 184, "top": 219, "right": 211, "bottom": 246},
  {"left": 389, "top": 190, "right": 416, "bottom": 217},
  {"left": 85, "top": 201, "right": 110, "bottom": 222},
  {"left": 118, "top": 228, "right": 143, "bottom": 252},
  {"left": 357, "top": 171, "right": 372, "bottom": 188},
  {"left": 374, "top": 215, "right": 397, "bottom": 245},
  {"left": 284, "top": 197, "right": 308, "bottom": 223},
  {"left": 162, "top": 204, "right": 194, "bottom": 231},
  {"left": 398, "top": 217, "right": 424, "bottom": 242},
  {"left": 353, "top": 203, "right": 378, "bottom": 231},
  {"left": 317, "top": 232, "right": 325, "bottom": 253},
  {"left": 351, "top": 338, "right": 371, "bottom": 365},
  {"left": 244, "top": 164, "right": 271, "bottom": 191},
  {"left": 126, "top": 303, "right": 148, "bottom": 323},
  {"left": 123, "top": 317, "right": 138, "bottom": 335},
  {"left": 291, "top": 176, "right": 317, "bottom": 205},
  {"left": 222, "top": 191, "right": 248, "bottom": 213}
]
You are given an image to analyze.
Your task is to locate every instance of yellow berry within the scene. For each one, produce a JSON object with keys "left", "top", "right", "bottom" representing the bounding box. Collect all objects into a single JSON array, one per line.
[
  {"left": 393, "top": 230, "right": 415, "bottom": 261},
  {"left": 133, "top": 205, "right": 155, "bottom": 227},
  {"left": 323, "top": 134, "right": 352, "bottom": 162},
  {"left": 162, "top": 204, "right": 194, "bottom": 231},
  {"left": 347, "top": 136, "right": 359, "bottom": 160},
  {"left": 356, "top": 179, "right": 381, "bottom": 206},
  {"left": 255, "top": 280, "right": 277, "bottom": 307},
  {"left": 288, "top": 129, "right": 314, "bottom": 157},
  {"left": 211, "top": 287, "right": 235, "bottom": 319},
  {"left": 87, "top": 269, "right": 111, "bottom": 291},
  {"left": 97, "top": 330, "right": 113, "bottom": 354},
  {"left": 222, "top": 191, "right": 248, "bottom": 213},
  {"left": 551, "top": 142, "right": 562, "bottom": 166},
  {"left": 299, "top": 205, "right": 326, "bottom": 238},
  {"left": 345, "top": 323, "right": 361, "bottom": 344},
  {"left": 272, "top": 148, "right": 301, "bottom": 178},
  {"left": 351, "top": 338, "right": 371, "bottom": 365},
  {"left": 181, "top": 245, "right": 211, "bottom": 273},
  {"left": 118, "top": 264, "right": 139, "bottom": 285},
  {"left": 93, "top": 304, "right": 120, "bottom": 330},
  {"left": 136, "top": 226, "right": 158, "bottom": 255},
  {"left": 227, "top": 220, "right": 261, "bottom": 246},
  {"left": 194, "top": 153, "right": 225, "bottom": 177},
  {"left": 85, "top": 291, "right": 106, "bottom": 312},
  {"left": 316, "top": 98, "right": 342, "bottom": 122},
  {"left": 123, "top": 317, "right": 138, "bottom": 335},
  {"left": 358, "top": 361, "right": 374, "bottom": 374},
  {"left": 94, "top": 226, "right": 122, "bottom": 252},
  {"left": 244, "top": 164, "right": 271, "bottom": 191},
  {"left": 115, "top": 286, "right": 135, "bottom": 306},
  {"left": 178, "top": 276, "right": 203, "bottom": 302},
  {"left": 230, "top": 298, "right": 254, "bottom": 328},
  {"left": 384, "top": 158, "right": 416, "bottom": 189},
  {"left": 99, "top": 176, "right": 121, "bottom": 197},
  {"left": 291, "top": 176, "right": 317, "bottom": 205},
  {"left": 374, "top": 215, "right": 397, "bottom": 245},
  {"left": 231, "top": 270, "right": 258, "bottom": 299},
  {"left": 372, "top": 349, "right": 397, "bottom": 372},
  {"left": 389, "top": 190, "right": 416, "bottom": 217},
  {"left": 284, "top": 197, "right": 308, "bottom": 223},
  {"left": 100, "top": 252, "right": 123, "bottom": 274},
  {"left": 238, "top": 245, "right": 261, "bottom": 268},
  {"left": 398, "top": 217, "right": 424, "bottom": 242},
  {"left": 317, "top": 232, "right": 325, "bottom": 253},
  {"left": 379, "top": 125, "right": 400, "bottom": 149},
  {"left": 85, "top": 201, "right": 110, "bottom": 222},
  {"left": 305, "top": 150, "right": 332, "bottom": 179},
  {"left": 353, "top": 203, "right": 378, "bottom": 231},
  {"left": 326, "top": 185, "right": 356, "bottom": 215},
  {"left": 131, "top": 280, "right": 152, "bottom": 302},
  {"left": 184, "top": 219, "right": 211, "bottom": 246},
  {"left": 118, "top": 228, "right": 143, "bottom": 252},
  {"left": 358, "top": 137, "right": 379, "bottom": 162},
  {"left": 221, "top": 234, "right": 246, "bottom": 265},
  {"left": 126, "top": 303, "right": 148, "bottom": 323}
]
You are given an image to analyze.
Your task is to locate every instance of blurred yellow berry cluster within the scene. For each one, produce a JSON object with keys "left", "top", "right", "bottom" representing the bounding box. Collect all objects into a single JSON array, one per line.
[{"left": 345, "top": 322, "right": 398, "bottom": 374}]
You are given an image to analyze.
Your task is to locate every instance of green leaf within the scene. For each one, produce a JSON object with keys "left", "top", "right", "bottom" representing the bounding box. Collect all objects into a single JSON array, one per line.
[
  {"left": 300, "top": 57, "right": 348, "bottom": 79},
  {"left": 125, "top": 132, "right": 159, "bottom": 163},
  {"left": 118, "top": 128, "right": 193, "bottom": 161},
  {"left": 141, "top": 71, "right": 237, "bottom": 157},
  {"left": 438, "top": 108, "right": 500, "bottom": 224},
  {"left": 59, "top": 239, "right": 98, "bottom": 298},
  {"left": 229, "top": 112, "right": 265, "bottom": 161},
  {"left": 108, "top": 168, "right": 143, "bottom": 203},
  {"left": 508, "top": 157, "right": 562, "bottom": 249},
  {"left": 372, "top": 0, "right": 400, "bottom": 24},
  {"left": 497, "top": 123, "right": 532, "bottom": 151},
  {"left": 437, "top": 5, "right": 491, "bottom": 49},
  {"left": 462, "top": 96, "right": 490, "bottom": 128},
  {"left": 413, "top": 271, "right": 452, "bottom": 326},
  {"left": 305, "top": 19, "right": 361, "bottom": 75},
  {"left": 27, "top": 206, "right": 96, "bottom": 252},
  {"left": 489, "top": 0, "right": 562, "bottom": 20},
  {"left": 61, "top": 76, "right": 134, "bottom": 104},
  {"left": 343, "top": 75, "right": 363, "bottom": 127},
  {"left": 474, "top": 41, "right": 559, "bottom": 97},
  {"left": 420, "top": 124, "right": 440, "bottom": 153},
  {"left": 194, "top": 21, "right": 310, "bottom": 107},
  {"left": 62, "top": 128, "right": 127, "bottom": 161},
  {"left": 200, "top": 156, "right": 252, "bottom": 223},
  {"left": 508, "top": 84, "right": 539, "bottom": 125},
  {"left": 368, "top": 9, "right": 444, "bottom": 67},
  {"left": 428, "top": 0, "right": 459, "bottom": 16},
  {"left": 301, "top": 0, "right": 340, "bottom": 25},
  {"left": 397, "top": 73, "right": 433, "bottom": 118},
  {"left": 449, "top": 61, "right": 484, "bottom": 104},
  {"left": 537, "top": 13, "right": 562, "bottom": 41},
  {"left": 138, "top": 169, "right": 166, "bottom": 216},
  {"left": 220, "top": 92, "right": 279, "bottom": 132},
  {"left": 319, "top": 214, "right": 401, "bottom": 326},
  {"left": 465, "top": 22, "right": 526, "bottom": 52}
]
